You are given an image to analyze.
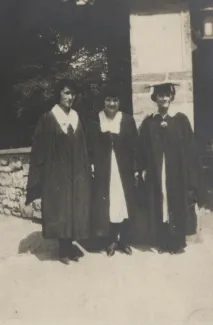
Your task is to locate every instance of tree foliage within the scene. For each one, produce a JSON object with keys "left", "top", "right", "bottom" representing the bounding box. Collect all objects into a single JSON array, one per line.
[
  {"left": 12, "top": 1, "right": 109, "bottom": 127},
  {"left": 0, "top": 0, "right": 131, "bottom": 148}
]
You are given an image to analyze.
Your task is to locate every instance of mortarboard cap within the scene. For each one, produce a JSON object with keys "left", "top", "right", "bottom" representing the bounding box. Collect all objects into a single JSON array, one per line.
[{"left": 146, "top": 82, "right": 179, "bottom": 102}]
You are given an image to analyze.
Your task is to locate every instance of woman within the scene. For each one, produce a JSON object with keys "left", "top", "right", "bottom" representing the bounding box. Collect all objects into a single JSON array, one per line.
[
  {"left": 138, "top": 82, "right": 204, "bottom": 254},
  {"left": 26, "top": 79, "right": 90, "bottom": 265},
  {"left": 88, "top": 84, "right": 139, "bottom": 256}
]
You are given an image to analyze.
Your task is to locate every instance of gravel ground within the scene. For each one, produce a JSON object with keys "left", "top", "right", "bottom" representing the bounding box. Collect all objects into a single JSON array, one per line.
[{"left": 0, "top": 211, "right": 213, "bottom": 325}]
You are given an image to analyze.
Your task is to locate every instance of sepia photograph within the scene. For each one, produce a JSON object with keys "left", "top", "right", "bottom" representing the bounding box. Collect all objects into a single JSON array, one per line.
[{"left": 0, "top": 0, "right": 213, "bottom": 324}]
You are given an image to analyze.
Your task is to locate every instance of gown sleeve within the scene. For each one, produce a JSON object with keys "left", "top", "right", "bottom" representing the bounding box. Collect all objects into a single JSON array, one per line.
[
  {"left": 129, "top": 116, "right": 140, "bottom": 173},
  {"left": 26, "top": 114, "right": 49, "bottom": 205},
  {"left": 138, "top": 117, "right": 149, "bottom": 174},
  {"left": 177, "top": 113, "right": 205, "bottom": 207},
  {"left": 86, "top": 115, "right": 99, "bottom": 167}
]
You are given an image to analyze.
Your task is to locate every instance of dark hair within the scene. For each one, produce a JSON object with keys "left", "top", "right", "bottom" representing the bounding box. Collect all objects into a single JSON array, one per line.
[
  {"left": 102, "top": 83, "right": 121, "bottom": 99},
  {"left": 151, "top": 92, "right": 175, "bottom": 102},
  {"left": 54, "top": 78, "right": 78, "bottom": 103}
]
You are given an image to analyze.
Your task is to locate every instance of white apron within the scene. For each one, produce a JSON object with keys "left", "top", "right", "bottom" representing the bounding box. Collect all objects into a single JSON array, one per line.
[
  {"left": 153, "top": 112, "right": 170, "bottom": 223},
  {"left": 99, "top": 111, "right": 129, "bottom": 223}
]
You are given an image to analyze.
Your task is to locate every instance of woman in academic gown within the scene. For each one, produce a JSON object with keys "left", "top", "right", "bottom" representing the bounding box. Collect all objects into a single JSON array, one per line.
[
  {"left": 26, "top": 79, "right": 91, "bottom": 265},
  {"left": 138, "top": 83, "right": 204, "bottom": 254},
  {"left": 88, "top": 84, "right": 139, "bottom": 257}
]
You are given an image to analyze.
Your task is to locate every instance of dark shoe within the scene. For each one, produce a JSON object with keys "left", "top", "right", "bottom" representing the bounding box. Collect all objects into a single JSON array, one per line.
[
  {"left": 119, "top": 243, "right": 132, "bottom": 255},
  {"left": 157, "top": 242, "right": 169, "bottom": 254},
  {"left": 157, "top": 248, "right": 165, "bottom": 254},
  {"left": 72, "top": 244, "right": 84, "bottom": 258},
  {"left": 106, "top": 242, "right": 118, "bottom": 257},
  {"left": 69, "top": 249, "right": 80, "bottom": 262},
  {"left": 59, "top": 257, "right": 70, "bottom": 265},
  {"left": 170, "top": 247, "right": 185, "bottom": 255},
  {"left": 70, "top": 255, "right": 79, "bottom": 262},
  {"left": 59, "top": 240, "right": 70, "bottom": 264}
]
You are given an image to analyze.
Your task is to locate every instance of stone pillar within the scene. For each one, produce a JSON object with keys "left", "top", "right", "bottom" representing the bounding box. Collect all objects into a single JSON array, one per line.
[{"left": 130, "top": 1, "right": 194, "bottom": 128}]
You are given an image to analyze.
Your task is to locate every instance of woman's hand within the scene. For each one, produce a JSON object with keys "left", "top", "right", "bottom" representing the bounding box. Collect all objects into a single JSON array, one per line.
[
  {"left": 91, "top": 164, "right": 95, "bottom": 178},
  {"left": 141, "top": 170, "right": 147, "bottom": 181},
  {"left": 134, "top": 171, "right": 139, "bottom": 179},
  {"left": 188, "top": 189, "right": 197, "bottom": 205},
  {"left": 134, "top": 171, "right": 139, "bottom": 187}
]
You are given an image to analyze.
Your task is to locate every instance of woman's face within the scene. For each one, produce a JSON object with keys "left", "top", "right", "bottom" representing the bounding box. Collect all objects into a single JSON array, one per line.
[
  {"left": 156, "top": 93, "right": 172, "bottom": 113},
  {"left": 59, "top": 86, "right": 76, "bottom": 110},
  {"left": 104, "top": 96, "right": 120, "bottom": 117}
]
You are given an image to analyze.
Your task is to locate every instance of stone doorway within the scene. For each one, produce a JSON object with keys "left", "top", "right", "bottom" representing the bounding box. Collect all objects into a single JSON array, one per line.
[{"left": 192, "top": 39, "right": 213, "bottom": 208}]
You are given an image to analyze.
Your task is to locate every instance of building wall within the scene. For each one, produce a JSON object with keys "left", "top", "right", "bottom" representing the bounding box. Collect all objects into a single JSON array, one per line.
[{"left": 130, "top": 1, "right": 194, "bottom": 128}]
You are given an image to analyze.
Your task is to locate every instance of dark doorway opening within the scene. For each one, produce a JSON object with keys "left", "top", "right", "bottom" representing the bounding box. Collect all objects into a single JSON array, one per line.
[
  {"left": 106, "top": 0, "right": 132, "bottom": 115},
  {"left": 192, "top": 22, "right": 213, "bottom": 207},
  {"left": 193, "top": 41, "right": 213, "bottom": 152}
]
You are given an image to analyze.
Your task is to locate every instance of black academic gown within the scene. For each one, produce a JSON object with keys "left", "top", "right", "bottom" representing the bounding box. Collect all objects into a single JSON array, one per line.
[
  {"left": 88, "top": 112, "right": 139, "bottom": 237},
  {"left": 138, "top": 112, "right": 204, "bottom": 247},
  {"left": 26, "top": 111, "right": 91, "bottom": 240}
]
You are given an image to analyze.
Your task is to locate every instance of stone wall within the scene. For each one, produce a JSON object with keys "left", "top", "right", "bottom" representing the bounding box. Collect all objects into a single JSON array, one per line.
[
  {"left": 130, "top": 1, "right": 194, "bottom": 128},
  {"left": 0, "top": 148, "right": 41, "bottom": 219}
]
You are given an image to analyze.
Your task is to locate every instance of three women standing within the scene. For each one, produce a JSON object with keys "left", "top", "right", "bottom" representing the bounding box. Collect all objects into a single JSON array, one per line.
[{"left": 26, "top": 79, "right": 204, "bottom": 263}]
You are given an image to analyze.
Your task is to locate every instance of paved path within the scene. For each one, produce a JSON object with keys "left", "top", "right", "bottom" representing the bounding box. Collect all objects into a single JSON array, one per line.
[{"left": 0, "top": 213, "right": 213, "bottom": 324}]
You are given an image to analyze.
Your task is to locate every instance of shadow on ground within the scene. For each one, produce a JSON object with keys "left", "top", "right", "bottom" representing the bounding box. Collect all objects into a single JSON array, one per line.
[
  {"left": 17, "top": 205, "right": 155, "bottom": 261},
  {"left": 18, "top": 231, "right": 59, "bottom": 261},
  {"left": 18, "top": 232, "right": 109, "bottom": 261},
  {"left": 18, "top": 228, "right": 153, "bottom": 262}
]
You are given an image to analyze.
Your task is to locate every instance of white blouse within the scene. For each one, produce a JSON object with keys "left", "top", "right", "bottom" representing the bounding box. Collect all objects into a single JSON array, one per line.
[
  {"left": 52, "top": 104, "right": 79, "bottom": 134},
  {"left": 99, "top": 110, "right": 122, "bottom": 134}
]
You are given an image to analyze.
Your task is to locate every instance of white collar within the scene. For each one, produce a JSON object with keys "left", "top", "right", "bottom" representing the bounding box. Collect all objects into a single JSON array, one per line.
[
  {"left": 52, "top": 104, "right": 79, "bottom": 134},
  {"left": 99, "top": 110, "right": 122, "bottom": 134},
  {"left": 153, "top": 110, "right": 176, "bottom": 118}
]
